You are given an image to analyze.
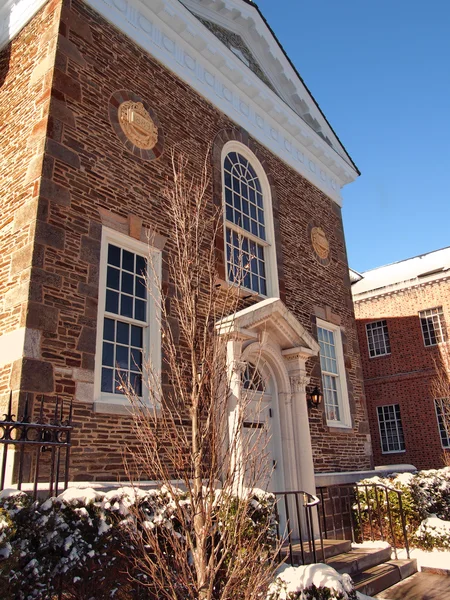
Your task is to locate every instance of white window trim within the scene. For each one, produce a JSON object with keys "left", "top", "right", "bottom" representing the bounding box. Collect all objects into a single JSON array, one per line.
[
  {"left": 365, "top": 320, "right": 391, "bottom": 359},
  {"left": 419, "top": 306, "right": 447, "bottom": 347},
  {"left": 93, "top": 227, "right": 161, "bottom": 414},
  {"left": 377, "top": 404, "right": 406, "bottom": 454},
  {"left": 221, "top": 140, "right": 279, "bottom": 298},
  {"left": 317, "top": 318, "right": 351, "bottom": 429},
  {"left": 434, "top": 398, "right": 450, "bottom": 449}
]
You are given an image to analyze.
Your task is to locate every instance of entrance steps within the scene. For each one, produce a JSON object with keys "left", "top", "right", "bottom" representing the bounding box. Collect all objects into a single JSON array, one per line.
[{"left": 281, "top": 539, "right": 417, "bottom": 597}]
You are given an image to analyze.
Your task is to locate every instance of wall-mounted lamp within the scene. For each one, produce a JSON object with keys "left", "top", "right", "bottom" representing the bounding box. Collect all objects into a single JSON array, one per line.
[{"left": 308, "top": 386, "right": 323, "bottom": 409}]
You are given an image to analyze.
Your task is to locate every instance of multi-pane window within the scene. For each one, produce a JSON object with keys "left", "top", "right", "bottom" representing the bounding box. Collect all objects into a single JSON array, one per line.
[
  {"left": 419, "top": 307, "right": 447, "bottom": 346},
  {"left": 223, "top": 151, "right": 268, "bottom": 296},
  {"left": 377, "top": 404, "right": 405, "bottom": 453},
  {"left": 366, "top": 320, "right": 391, "bottom": 358},
  {"left": 100, "top": 243, "right": 147, "bottom": 397},
  {"left": 435, "top": 399, "right": 450, "bottom": 449},
  {"left": 318, "top": 326, "right": 342, "bottom": 424}
]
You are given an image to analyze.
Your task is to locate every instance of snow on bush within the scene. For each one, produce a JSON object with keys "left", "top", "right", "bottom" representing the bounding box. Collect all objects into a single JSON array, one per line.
[
  {"left": 414, "top": 515, "right": 450, "bottom": 550},
  {"left": 267, "top": 563, "right": 357, "bottom": 600},
  {"left": 359, "top": 466, "right": 450, "bottom": 551},
  {"left": 0, "top": 485, "right": 277, "bottom": 600}
]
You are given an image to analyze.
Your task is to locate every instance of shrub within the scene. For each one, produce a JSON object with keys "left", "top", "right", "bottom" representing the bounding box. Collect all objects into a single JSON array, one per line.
[
  {"left": 267, "top": 564, "right": 357, "bottom": 600},
  {"left": 0, "top": 485, "right": 277, "bottom": 599},
  {"left": 357, "top": 467, "right": 450, "bottom": 551}
]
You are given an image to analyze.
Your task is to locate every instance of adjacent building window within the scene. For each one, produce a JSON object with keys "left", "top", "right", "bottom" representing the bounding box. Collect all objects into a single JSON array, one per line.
[
  {"left": 419, "top": 307, "right": 447, "bottom": 346},
  {"left": 377, "top": 404, "right": 405, "bottom": 453},
  {"left": 317, "top": 320, "right": 351, "bottom": 428},
  {"left": 366, "top": 320, "right": 391, "bottom": 358},
  {"left": 95, "top": 228, "right": 161, "bottom": 408},
  {"left": 222, "top": 143, "right": 278, "bottom": 297},
  {"left": 435, "top": 399, "right": 450, "bottom": 449}
]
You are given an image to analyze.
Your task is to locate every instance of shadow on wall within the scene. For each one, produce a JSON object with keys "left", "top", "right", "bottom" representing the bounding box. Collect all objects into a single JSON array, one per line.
[
  {"left": 357, "top": 312, "right": 450, "bottom": 469},
  {"left": 0, "top": 11, "right": 11, "bottom": 88}
]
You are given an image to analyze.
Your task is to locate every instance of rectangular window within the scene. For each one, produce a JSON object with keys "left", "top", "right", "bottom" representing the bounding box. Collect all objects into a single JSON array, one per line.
[
  {"left": 101, "top": 243, "right": 147, "bottom": 396},
  {"left": 366, "top": 320, "right": 391, "bottom": 358},
  {"left": 435, "top": 399, "right": 450, "bottom": 449},
  {"left": 377, "top": 404, "right": 405, "bottom": 453},
  {"left": 95, "top": 228, "right": 161, "bottom": 410},
  {"left": 419, "top": 307, "right": 447, "bottom": 346},
  {"left": 317, "top": 321, "right": 351, "bottom": 428}
]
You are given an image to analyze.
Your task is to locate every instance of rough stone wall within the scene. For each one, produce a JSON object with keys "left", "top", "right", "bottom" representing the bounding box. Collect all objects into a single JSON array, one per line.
[
  {"left": 0, "top": 0, "right": 62, "bottom": 406},
  {"left": 354, "top": 279, "right": 450, "bottom": 469},
  {"left": 2, "top": 0, "right": 371, "bottom": 480}
]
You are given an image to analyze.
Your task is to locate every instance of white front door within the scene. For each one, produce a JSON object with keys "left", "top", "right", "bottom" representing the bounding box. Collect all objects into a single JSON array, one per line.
[{"left": 241, "top": 363, "right": 284, "bottom": 492}]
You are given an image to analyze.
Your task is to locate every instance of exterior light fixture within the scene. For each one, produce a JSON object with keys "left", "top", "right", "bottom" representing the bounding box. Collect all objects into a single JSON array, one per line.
[{"left": 308, "top": 386, "right": 323, "bottom": 409}]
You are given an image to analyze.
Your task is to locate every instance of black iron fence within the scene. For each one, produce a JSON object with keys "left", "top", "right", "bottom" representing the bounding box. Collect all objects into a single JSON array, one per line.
[
  {"left": 0, "top": 392, "right": 73, "bottom": 499},
  {"left": 276, "top": 482, "right": 410, "bottom": 565},
  {"left": 317, "top": 482, "right": 410, "bottom": 559}
]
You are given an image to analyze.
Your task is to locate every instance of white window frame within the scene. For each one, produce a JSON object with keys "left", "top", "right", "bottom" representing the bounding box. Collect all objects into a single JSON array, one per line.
[
  {"left": 317, "top": 319, "right": 351, "bottom": 429},
  {"left": 419, "top": 306, "right": 447, "bottom": 347},
  {"left": 377, "top": 404, "right": 405, "bottom": 454},
  {"left": 221, "top": 141, "right": 279, "bottom": 298},
  {"left": 94, "top": 227, "right": 161, "bottom": 414},
  {"left": 434, "top": 398, "right": 450, "bottom": 449},
  {"left": 366, "top": 320, "right": 391, "bottom": 358}
]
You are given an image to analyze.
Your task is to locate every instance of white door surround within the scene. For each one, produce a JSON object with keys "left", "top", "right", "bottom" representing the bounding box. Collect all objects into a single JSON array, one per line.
[{"left": 217, "top": 297, "right": 320, "bottom": 496}]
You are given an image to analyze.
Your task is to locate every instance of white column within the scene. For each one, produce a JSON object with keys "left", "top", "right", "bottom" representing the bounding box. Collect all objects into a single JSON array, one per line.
[{"left": 226, "top": 337, "right": 246, "bottom": 493}]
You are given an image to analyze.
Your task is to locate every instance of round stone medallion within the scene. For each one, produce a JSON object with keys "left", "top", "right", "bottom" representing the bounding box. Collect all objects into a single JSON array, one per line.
[
  {"left": 109, "top": 90, "right": 164, "bottom": 160},
  {"left": 309, "top": 224, "right": 331, "bottom": 266}
]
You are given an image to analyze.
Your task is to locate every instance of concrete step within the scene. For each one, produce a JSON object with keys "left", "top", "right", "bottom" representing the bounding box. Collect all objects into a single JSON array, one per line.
[
  {"left": 352, "top": 559, "right": 417, "bottom": 597},
  {"left": 327, "top": 545, "right": 393, "bottom": 576},
  {"left": 280, "top": 539, "right": 352, "bottom": 565}
]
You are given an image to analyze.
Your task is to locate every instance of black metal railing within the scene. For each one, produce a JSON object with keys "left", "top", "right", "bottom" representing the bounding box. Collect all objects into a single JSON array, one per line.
[
  {"left": 274, "top": 490, "right": 324, "bottom": 565},
  {"left": 0, "top": 392, "right": 73, "bottom": 499},
  {"left": 317, "top": 483, "right": 410, "bottom": 559}
]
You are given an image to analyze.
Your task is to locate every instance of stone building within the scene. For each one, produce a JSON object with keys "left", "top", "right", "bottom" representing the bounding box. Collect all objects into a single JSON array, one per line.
[
  {"left": 352, "top": 247, "right": 450, "bottom": 470},
  {"left": 0, "top": 0, "right": 371, "bottom": 491}
]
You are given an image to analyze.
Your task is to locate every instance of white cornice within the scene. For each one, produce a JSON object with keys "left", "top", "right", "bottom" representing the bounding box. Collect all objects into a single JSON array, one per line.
[
  {"left": 0, "top": 0, "right": 47, "bottom": 49},
  {"left": 2, "top": 0, "right": 359, "bottom": 204}
]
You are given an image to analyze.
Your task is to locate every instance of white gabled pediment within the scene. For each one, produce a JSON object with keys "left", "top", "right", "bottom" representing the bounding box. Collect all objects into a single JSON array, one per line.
[
  {"left": 217, "top": 297, "right": 320, "bottom": 355},
  {"left": 180, "top": 0, "right": 357, "bottom": 170}
]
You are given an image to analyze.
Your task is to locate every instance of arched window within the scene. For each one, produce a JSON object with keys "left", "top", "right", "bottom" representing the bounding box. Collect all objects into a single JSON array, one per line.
[
  {"left": 242, "top": 363, "right": 265, "bottom": 392},
  {"left": 222, "top": 144, "right": 278, "bottom": 297}
]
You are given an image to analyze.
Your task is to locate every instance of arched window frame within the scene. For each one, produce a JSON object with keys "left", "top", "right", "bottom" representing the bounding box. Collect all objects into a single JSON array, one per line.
[{"left": 221, "top": 141, "right": 279, "bottom": 298}]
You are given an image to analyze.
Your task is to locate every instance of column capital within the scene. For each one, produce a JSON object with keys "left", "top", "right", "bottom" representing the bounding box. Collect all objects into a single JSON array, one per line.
[{"left": 289, "top": 373, "right": 310, "bottom": 393}]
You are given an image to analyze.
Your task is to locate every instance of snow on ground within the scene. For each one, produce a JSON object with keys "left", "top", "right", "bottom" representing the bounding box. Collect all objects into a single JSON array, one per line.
[
  {"left": 352, "top": 539, "right": 450, "bottom": 572},
  {"left": 352, "top": 541, "right": 391, "bottom": 550},
  {"left": 397, "top": 547, "right": 450, "bottom": 571}
]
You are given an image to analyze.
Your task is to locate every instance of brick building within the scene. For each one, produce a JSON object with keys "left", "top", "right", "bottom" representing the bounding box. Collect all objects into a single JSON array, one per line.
[
  {"left": 0, "top": 0, "right": 372, "bottom": 492},
  {"left": 352, "top": 247, "right": 450, "bottom": 470}
]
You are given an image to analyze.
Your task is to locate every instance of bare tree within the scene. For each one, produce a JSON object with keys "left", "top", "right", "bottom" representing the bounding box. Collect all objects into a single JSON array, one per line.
[
  {"left": 124, "top": 151, "right": 279, "bottom": 600},
  {"left": 431, "top": 347, "right": 450, "bottom": 466}
]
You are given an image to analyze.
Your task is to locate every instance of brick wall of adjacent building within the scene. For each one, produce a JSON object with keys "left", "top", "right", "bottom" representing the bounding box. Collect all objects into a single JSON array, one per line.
[
  {"left": 1, "top": 0, "right": 372, "bottom": 481},
  {"left": 355, "top": 278, "right": 450, "bottom": 469}
]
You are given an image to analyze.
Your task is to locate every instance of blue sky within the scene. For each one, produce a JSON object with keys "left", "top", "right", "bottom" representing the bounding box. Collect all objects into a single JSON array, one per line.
[{"left": 256, "top": 0, "right": 450, "bottom": 272}]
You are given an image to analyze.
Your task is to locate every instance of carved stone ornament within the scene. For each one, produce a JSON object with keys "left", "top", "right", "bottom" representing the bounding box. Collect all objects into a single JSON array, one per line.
[
  {"left": 109, "top": 90, "right": 164, "bottom": 161},
  {"left": 290, "top": 374, "right": 310, "bottom": 393},
  {"left": 311, "top": 227, "right": 330, "bottom": 261},
  {"left": 118, "top": 101, "right": 158, "bottom": 149}
]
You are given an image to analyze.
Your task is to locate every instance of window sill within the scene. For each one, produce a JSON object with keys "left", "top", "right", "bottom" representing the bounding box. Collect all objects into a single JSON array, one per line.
[
  {"left": 327, "top": 422, "right": 353, "bottom": 432},
  {"left": 94, "top": 397, "right": 157, "bottom": 416},
  {"left": 369, "top": 353, "right": 391, "bottom": 360},
  {"left": 381, "top": 450, "right": 406, "bottom": 455},
  {"left": 216, "top": 278, "right": 268, "bottom": 301}
]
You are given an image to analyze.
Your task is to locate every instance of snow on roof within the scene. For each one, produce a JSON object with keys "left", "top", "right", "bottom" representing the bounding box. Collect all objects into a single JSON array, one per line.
[{"left": 352, "top": 246, "right": 450, "bottom": 298}]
